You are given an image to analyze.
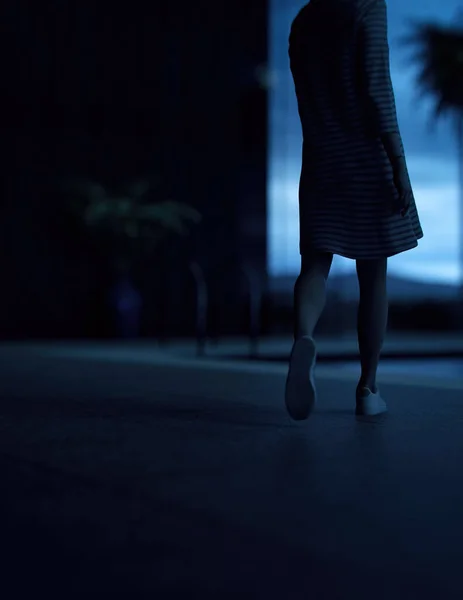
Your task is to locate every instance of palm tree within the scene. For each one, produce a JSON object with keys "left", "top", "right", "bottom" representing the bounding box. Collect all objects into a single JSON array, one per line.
[
  {"left": 401, "top": 19, "right": 463, "bottom": 120},
  {"left": 401, "top": 17, "right": 463, "bottom": 295}
]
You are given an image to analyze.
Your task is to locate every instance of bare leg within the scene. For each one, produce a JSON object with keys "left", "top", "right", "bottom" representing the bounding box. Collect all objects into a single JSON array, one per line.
[
  {"left": 356, "top": 257, "right": 388, "bottom": 393},
  {"left": 286, "top": 251, "right": 332, "bottom": 420},
  {"left": 294, "top": 251, "right": 333, "bottom": 339}
]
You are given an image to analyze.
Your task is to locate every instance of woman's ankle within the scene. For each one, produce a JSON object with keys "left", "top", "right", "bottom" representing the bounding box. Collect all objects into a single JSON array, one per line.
[{"left": 357, "top": 380, "right": 377, "bottom": 394}]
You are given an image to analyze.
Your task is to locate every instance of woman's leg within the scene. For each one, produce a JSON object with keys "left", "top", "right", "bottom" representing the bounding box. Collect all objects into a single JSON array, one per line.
[
  {"left": 294, "top": 251, "right": 333, "bottom": 339},
  {"left": 285, "top": 250, "right": 333, "bottom": 420},
  {"left": 355, "top": 257, "right": 388, "bottom": 392}
]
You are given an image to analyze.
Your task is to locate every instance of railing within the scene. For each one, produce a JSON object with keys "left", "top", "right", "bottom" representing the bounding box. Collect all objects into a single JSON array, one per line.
[
  {"left": 242, "top": 265, "right": 263, "bottom": 357},
  {"left": 189, "top": 261, "right": 208, "bottom": 356},
  {"left": 182, "top": 261, "right": 264, "bottom": 358}
]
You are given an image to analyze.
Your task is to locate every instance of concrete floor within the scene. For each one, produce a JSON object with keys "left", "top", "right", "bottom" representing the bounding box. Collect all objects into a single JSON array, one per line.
[{"left": 1, "top": 343, "right": 463, "bottom": 598}]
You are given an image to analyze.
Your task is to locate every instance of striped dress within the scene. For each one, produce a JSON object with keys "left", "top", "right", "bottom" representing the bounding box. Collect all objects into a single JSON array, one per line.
[{"left": 289, "top": 0, "right": 423, "bottom": 260}]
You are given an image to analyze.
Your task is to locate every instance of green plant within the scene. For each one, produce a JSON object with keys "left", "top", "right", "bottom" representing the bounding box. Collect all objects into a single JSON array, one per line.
[{"left": 62, "top": 177, "right": 202, "bottom": 264}]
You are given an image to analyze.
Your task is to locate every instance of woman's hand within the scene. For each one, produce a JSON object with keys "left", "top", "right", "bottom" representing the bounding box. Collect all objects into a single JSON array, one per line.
[{"left": 392, "top": 157, "right": 412, "bottom": 217}]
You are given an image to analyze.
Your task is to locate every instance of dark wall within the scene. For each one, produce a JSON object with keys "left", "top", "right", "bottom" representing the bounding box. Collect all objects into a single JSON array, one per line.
[{"left": 1, "top": 0, "right": 269, "bottom": 338}]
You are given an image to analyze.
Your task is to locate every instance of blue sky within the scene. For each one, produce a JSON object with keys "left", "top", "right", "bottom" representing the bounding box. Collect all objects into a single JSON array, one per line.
[{"left": 268, "top": 0, "right": 463, "bottom": 283}]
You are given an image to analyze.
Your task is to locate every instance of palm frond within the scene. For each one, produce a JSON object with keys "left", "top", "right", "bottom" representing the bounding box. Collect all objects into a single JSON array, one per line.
[
  {"left": 399, "top": 19, "right": 463, "bottom": 120},
  {"left": 137, "top": 201, "right": 202, "bottom": 224},
  {"left": 62, "top": 178, "right": 201, "bottom": 242}
]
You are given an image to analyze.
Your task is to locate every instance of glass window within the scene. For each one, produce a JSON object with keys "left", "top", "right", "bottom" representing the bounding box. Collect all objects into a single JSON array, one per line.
[{"left": 268, "top": 0, "right": 462, "bottom": 296}]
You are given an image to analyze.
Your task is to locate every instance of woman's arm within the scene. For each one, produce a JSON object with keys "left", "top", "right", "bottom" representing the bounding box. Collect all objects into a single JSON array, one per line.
[{"left": 359, "top": 0, "right": 404, "bottom": 161}]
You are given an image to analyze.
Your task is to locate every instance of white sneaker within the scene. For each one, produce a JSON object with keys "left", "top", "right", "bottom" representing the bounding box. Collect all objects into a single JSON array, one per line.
[
  {"left": 355, "top": 387, "right": 387, "bottom": 416},
  {"left": 285, "top": 336, "right": 317, "bottom": 420}
]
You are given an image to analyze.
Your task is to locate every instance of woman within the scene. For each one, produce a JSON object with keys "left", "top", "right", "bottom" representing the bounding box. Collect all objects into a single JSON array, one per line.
[{"left": 285, "top": 0, "right": 423, "bottom": 419}]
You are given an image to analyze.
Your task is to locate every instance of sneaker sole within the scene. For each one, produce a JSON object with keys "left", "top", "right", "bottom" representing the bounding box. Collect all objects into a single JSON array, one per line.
[{"left": 285, "top": 337, "right": 317, "bottom": 421}]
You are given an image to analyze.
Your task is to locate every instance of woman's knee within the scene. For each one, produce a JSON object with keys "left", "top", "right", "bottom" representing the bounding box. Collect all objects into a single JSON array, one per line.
[{"left": 356, "top": 257, "right": 387, "bottom": 288}]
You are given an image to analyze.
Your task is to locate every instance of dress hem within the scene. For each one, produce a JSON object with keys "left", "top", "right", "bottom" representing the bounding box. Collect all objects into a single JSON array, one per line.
[{"left": 300, "top": 236, "right": 422, "bottom": 260}]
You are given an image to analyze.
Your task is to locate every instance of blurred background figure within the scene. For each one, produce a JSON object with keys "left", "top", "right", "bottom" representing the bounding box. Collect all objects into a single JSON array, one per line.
[{"left": 109, "top": 262, "right": 143, "bottom": 339}]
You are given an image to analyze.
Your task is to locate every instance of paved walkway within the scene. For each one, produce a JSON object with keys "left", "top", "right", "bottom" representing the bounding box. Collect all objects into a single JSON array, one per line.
[
  {"left": 162, "top": 331, "right": 463, "bottom": 359},
  {"left": 1, "top": 343, "right": 463, "bottom": 598}
]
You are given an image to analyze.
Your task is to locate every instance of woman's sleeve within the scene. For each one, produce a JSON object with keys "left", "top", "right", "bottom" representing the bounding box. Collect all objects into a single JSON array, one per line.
[{"left": 358, "top": 0, "right": 401, "bottom": 141}]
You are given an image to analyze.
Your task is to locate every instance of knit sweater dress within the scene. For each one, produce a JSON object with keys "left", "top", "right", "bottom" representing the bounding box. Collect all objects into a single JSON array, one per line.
[{"left": 289, "top": 0, "right": 423, "bottom": 259}]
